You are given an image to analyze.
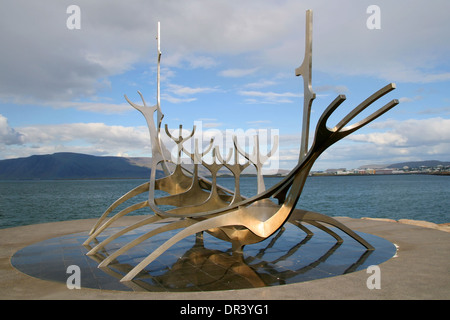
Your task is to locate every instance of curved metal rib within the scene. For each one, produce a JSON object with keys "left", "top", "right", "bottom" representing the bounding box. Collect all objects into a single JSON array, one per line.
[
  {"left": 98, "top": 218, "right": 197, "bottom": 268},
  {"left": 88, "top": 182, "right": 149, "bottom": 235},
  {"left": 86, "top": 214, "right": 163, "bottom": 256},
  {"left": 289, "top": 209, "right": 373, "bottom": 250},
  {"left": 334, "top": 83, "right": 397, "bottom": 132},
  {"left": 119, "top": 213, "right": 245, "bottom": 281},
  {"left": 84, "top": 201, "right": 149, "bottom": 245}
]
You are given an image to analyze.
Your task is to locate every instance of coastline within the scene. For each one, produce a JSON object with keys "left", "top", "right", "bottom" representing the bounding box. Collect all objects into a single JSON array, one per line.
[
  {"left": 309, "top": 172, "right": 450, "bottom": 177},
  {"left": 1, "top": 171, "right": 449, "bottom": 181},
  {"left": 360, "top": 217, "right": 450, "bottom": 233},
  {"left": 1, "top": 215, "right": 449, "bottom": 299}
]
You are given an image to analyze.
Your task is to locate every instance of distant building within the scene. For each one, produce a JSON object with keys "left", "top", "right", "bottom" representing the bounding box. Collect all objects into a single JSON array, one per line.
[
  {"left": 320, "top": 162, "right": 449, "bottom": 176},
  {"left": 353, "top": 169, "right": 369, "bottom": 175},
  {"left": 325, "top": 168, "right": 346, "bottom": 175},
  {"left": 375, "top": 169, "right": 393, "bottom": 174}
]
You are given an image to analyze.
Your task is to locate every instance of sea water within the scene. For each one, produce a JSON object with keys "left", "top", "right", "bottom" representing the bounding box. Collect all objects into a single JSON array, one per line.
[{"left": 0, "top": 174, "right": 448, "bottom": 229}]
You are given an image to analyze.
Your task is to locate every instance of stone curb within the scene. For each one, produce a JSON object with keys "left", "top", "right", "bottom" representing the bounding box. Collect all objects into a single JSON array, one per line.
[
  {"left": 2, "top": 216, "right": 450, "bottom": 299},
  {"left": 361, "top": 217, "right": 450, "bottom": 233}
]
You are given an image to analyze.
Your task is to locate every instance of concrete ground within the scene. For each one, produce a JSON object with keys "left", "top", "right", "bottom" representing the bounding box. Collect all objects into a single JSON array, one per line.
[{"left": 0, "top": 216, "right": 449, "bottom": 300}]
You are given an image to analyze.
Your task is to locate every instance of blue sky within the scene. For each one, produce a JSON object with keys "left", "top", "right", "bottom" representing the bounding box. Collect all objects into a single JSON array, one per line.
[{"left": 0, "top": 0, "right": 449, "bottom": 171}]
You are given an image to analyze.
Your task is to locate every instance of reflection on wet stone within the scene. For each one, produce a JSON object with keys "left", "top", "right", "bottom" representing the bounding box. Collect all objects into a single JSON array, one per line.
[{"left": 11, "top": 222, "right": 396, "bottom": 292}]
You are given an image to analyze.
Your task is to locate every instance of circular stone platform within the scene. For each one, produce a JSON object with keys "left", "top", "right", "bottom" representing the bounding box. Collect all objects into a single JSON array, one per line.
[
  {"left": 10, "top": 221, "right": 396, "bottom": 292},
  {"left": 1, "top": 216, "right": 449, "bottom": 299}
]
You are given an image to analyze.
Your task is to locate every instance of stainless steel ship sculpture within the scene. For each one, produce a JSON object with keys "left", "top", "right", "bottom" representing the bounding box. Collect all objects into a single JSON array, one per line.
[{"left": 84, "top": 10, "right": 399, "bottom": 282}]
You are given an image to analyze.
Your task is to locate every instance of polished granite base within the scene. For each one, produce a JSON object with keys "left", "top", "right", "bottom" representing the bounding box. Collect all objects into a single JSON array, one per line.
[{"left": 11, "top": 221, "right": 396, "bottom": 292}]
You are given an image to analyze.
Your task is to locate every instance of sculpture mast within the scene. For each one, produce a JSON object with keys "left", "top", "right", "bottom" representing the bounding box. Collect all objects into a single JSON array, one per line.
[
  {"left": 157, "top": 21, "right": 161, "bottom": 110},
  {"left": 295, "top": 10, "right": 316, "bottom": 160},
  {"left": 155, "top": 21, "right": 171, "bottom": 175}
]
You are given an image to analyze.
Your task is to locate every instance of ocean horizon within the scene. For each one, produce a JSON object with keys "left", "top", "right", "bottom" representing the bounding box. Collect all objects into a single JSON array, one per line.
[{"left": 1, "top": 174, "right": 448, "bottom": 230}]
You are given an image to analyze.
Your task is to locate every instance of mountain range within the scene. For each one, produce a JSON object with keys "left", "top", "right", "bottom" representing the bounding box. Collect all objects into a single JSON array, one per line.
[
  {"left": 0, "top": 152, "right": 448, "bottom": 180},
  {"left": 386, "top": 160, "right": 450, "bottom": 169},
  {"left": 0, "top": 152, "right": 160, "bottom": 180},
  {"left": 357, "top": 160, "right": 450, "bottom": 170}
]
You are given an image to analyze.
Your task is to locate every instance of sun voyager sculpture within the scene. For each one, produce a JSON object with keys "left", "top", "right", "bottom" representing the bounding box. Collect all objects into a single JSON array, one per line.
[{"left": 84, "top": 10, "right": 398, "bottom": 282}]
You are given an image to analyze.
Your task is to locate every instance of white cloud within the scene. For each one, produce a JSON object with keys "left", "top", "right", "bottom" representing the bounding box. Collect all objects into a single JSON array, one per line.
[
  {"left": 219, "top": 68, "right": 259, "bottom": 78},
  {"left": 186, "top": 55, "right": 218, "bottom": 69},
  {"left": 3, "top": 115, "right": 449, "bottom": 171},
  {"left": 238, "top": 90, "right": 301, "bottom": 104},
  {"left": 0, "top": 95, "right": 133, "bottom": 114},
  {"left": 336, "top": 117, "right": 450, "bottom": 168},
  {"left": 315, "top": 85, "right": 349, "bottom": 94},
  {"left": 1, "top": 0, "right": 449, "bottom": 168},
  {"left": 1, "top": 0, "right": 449, "bottom": 106},
  {"left": 161, "top": 94, "right": 197, "bottom": 104},
  {"left": 19, "top": 123, "right": 147, "bottom": 144},
  {"left": 167, "top": 84, "right": 220, "bottom": 96},
  {"left": 163, "top": 52, "right": 218, "bottom": 69},
  {"left": 56, "top": 101, "right": 132, "bottom": 114},
  {"left": 272, "top": 117, "right": 450, "bottom": 170},
  {"left": 202, "top": 122, "right": 223, "bottom": 129},
  {"left": 418, "top": 106, "right": 450, "bottom": 116},
  {"left": 0, "top": 122, "right": 151, "bottom": 159},
  {"left": 350, "top": 132, "right": 408, "bottom": 146},
  {"left": 161, "top": 83, "right": 221, "bottom": 104},
  {"left": 398, "top": 96, "right": 422, "bottom": 103},
  {"left": 247, "top": 120, "right": 272, "bottom": 126},
  {"left": 353, "top": 118, "right": 450, "bottom": 147},
  {"left": 244, "top": 80, "right": 277, "bottom": 89},
  {"left": 0, "top": 114, "right": 24, "bottom": 145}
]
